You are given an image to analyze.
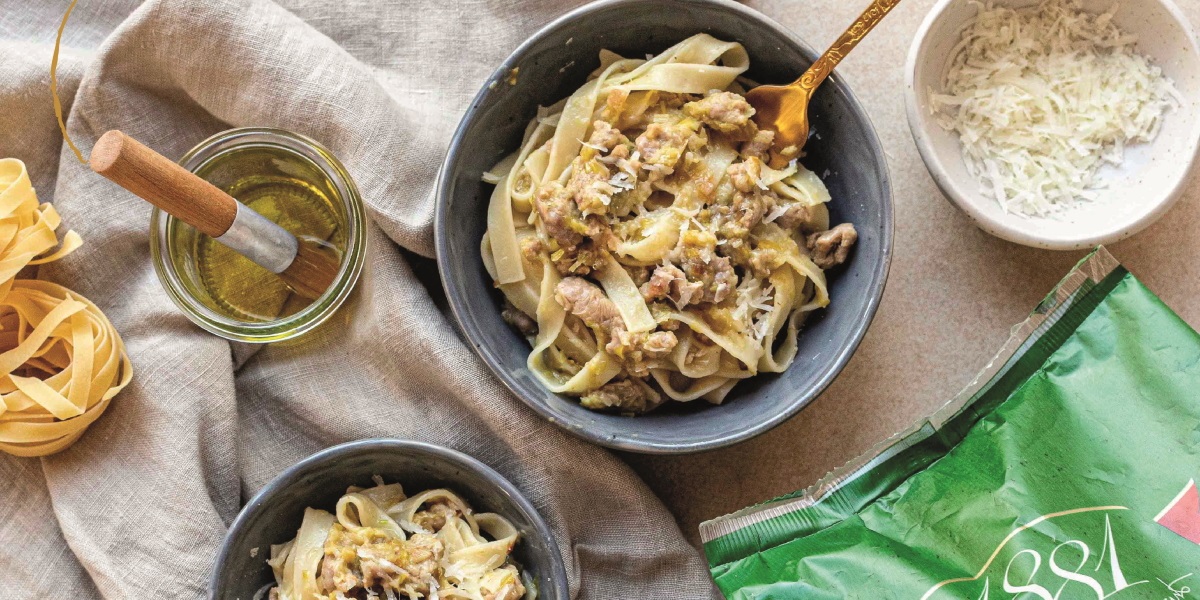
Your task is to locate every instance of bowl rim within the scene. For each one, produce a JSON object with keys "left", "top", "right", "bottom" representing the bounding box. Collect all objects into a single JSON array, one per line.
[
  {"left": 904, "top": 0, "right": 1200, "bottom": 251},
  {"left": 434, "top": 0, "right": 894, "bottom": 453},
  {"left": 207, "top": 438, "right": 570, "bottom": 599}
]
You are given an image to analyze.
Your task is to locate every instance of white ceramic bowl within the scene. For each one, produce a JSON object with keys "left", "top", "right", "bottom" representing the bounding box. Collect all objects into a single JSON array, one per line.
[{"left": 906, "top": 0, "right": 1200, "bottom": 250}]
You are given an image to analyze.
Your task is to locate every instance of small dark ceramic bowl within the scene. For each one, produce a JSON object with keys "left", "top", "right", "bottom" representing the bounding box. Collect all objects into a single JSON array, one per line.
[
  {"left": 209, "top": 440, "right": 568, "bottom": 600},
  {"left": 435, "top": 0, "right": 892, "bottom": 453}
]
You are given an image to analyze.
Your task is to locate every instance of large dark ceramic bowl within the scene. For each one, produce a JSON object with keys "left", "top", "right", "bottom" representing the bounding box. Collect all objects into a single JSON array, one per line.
[
  {"left": 209, "top": 440, "right": 568, "bottom": 600},
  {"left": 436, "top": 0, "right": 892, "bottom": 453}
]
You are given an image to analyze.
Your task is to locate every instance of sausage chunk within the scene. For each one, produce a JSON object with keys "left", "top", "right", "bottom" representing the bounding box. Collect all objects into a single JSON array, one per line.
[
  {"left": 772, "top": 203, "right": 814, "bottom": 231},
  {"left": 533, "top": 182, "right": 586, "bottom": 249},
  {"left": 640, "top": 263, "right": 703, "bottom": 308},
  {"left": 555, "top": 277, "right": 677, "bottom": 376},
  {"left": 555, "top": 277, "right": 625, "bottom": 335},
  {"left": 807, "top": 223, "right": 858, "bottom": 269},
  {"left": 684, "top": 91, "right": 757, "bottom": 140},
  {"left": 727, "top": 157, "right": 765, "bottom": 194},
  {"left": 566, "top": 156, "right": 616, "bottom": 216},
  {"left": 742, "top": 128, "right": 776, "bottom": 160},
  {"left": 580, "top": 379, "right": 663, "bottom": 414},
  {"left": 586, "top": 120, "right": 627, "bottom": 152},
  {"left": 636, "top": 119, "right": 696, "bottom": 178},
  {"left": 501, "top": 300, "right": 537, "bottom": 337},
  {"left": 670, "top": 231, "right": 737, "bottom": 304}
]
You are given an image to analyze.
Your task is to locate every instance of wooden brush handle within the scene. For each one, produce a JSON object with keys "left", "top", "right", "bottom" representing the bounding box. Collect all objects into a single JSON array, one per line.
[{"left": 90, "top": 130, "right": 237, "bottom": 237}]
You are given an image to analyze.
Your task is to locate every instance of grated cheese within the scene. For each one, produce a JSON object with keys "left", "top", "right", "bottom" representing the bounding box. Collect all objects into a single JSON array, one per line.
[
  {"left": 609, "top": 171, "right": 636, "bottom": 191},
  {"left": 763, "top": 203, "right": 791, "bottom": 224},
  {"left": 589, "top": 180, "right": 614, "bottom": 206},
  {"left": 579, "top": 139, "right": 607, "bottom": 151},
  {"left": 930, "top": 0, "right": 1180, "bottom": 217},
  {"left": 733, "top": 277, "right": 776, "bottom": 340}
]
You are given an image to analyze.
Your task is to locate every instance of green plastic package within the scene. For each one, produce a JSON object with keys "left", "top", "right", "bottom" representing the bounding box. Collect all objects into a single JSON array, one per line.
[{"left": 703, "top": 248, "right": 1200, "bottom": 599}]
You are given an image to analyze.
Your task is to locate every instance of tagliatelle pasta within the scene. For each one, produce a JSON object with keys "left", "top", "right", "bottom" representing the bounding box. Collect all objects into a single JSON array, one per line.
[
  {"left": 0, "top": 280, "right": 133, "bottom": 456},
  {"left": 0, "top": 159, "right": 132, "bottom": 457},
  {"left": 0, "top": 160, "right": 82, "bottom": 293},
  {"left": 483, "top": 34, "right": 858, "bottom": 413},
  {"left": 266, "top": 481, "right": 527, "bottom": 600}
]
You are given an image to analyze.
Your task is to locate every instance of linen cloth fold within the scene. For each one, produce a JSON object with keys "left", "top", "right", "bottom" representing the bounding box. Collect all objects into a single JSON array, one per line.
[{"left": 0, "top": 0, "right": 718, "bottom": 597}]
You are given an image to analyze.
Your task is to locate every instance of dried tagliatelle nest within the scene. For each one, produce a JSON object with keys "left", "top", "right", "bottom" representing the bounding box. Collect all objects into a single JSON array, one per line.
[{"left": 0, "top": 158, "right": 132, "bottom": 457}]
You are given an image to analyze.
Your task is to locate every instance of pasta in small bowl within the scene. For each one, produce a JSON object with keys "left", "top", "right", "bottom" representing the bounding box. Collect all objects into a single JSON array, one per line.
[
  {"left": 436, "top": 0, "right": 892, "bottom": 453},
  {"left": 209, "top": 440, "right": 566, "bottom": 600}
]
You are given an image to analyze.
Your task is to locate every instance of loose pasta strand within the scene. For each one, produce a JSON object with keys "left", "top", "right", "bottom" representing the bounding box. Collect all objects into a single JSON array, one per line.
[{"left": 52, "top": 0, "right": 86, "bottom": 165}]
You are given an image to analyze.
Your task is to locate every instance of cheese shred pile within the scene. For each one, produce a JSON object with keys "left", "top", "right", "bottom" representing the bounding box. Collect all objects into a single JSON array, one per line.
[{"left": 931, "top": 0, "right": 1181, "bottom": 217}]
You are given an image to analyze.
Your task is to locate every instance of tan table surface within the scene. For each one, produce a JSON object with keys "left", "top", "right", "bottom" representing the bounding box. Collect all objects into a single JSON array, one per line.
[{"left": 623, "top": 0, "right": 1200, "bottom": 549}]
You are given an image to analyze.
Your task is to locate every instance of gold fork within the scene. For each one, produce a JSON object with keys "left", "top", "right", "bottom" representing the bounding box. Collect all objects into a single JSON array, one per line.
[{"left": 746, "top": 0, "right": 903, "bottom": 167}]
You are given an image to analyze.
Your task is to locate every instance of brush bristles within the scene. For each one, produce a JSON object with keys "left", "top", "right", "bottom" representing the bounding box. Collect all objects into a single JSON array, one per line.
[{"left": 280, "top": 242, "right": 340, "bottom": 300}]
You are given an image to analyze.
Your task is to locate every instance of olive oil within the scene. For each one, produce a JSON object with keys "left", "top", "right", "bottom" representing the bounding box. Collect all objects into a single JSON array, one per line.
[{"left": 166, "top": 145, "right": 346, "bottom": 322}]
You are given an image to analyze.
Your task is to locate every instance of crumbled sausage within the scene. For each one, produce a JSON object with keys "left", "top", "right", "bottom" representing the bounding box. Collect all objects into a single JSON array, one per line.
[
  {"left": 550, "top": 237, "right": 611, "bottom": 276},
  {"left": 657, "top": 92, "right": 690, "bottom": 110},
  {"left": 640, "top": 263, "right": 703, "bottom": 308},
  {"left": 580, "top": 378, "right": 663, "bottom": 414},
  {"left": 556, "top": 277, "right": 678, "bottom": 376},
  {"left": 607, "top": 330, "right": 678, "bottom": 376},
  {"left": 362, "top": 533, "right": 441, "bottom": 593},
  {"left": 555, "top": 277, "right": 624, "bottom": 335},
  {"left": 727, "top": 157, "right": 764, "bottom": 194},
  {"left": 403, "top": 535, "right": 443, "bottom": 589},
  {"left": 411, "top": 501, "right": 459, "bottom": 534},
  {"left": 807, "top": 223, "right": 858, "bottom": 269},
  {"left": 742, "top": 129, "right": 775, "bottom": 160},
  {"left": 670, "top": 231, "right": 737, "bottom": 304},
  {"left": 566, "top": 157, "right": 615, "bottom": 216},
  {"left": 721, "top": 191, "right": 769, "bottom": 241},
  {"left": 773, "top": 202, "right": 814, "bottom": 231},
  {"left": 636, "top": 119, "right": 696, "bottom": 178},
  {"left": 518, "top": 236, "right": 544, "bottom": 262},
  {"left": 316, "top": 525, "right": 444, "bottom": 597},
  {"left": 533, "top": 182, "right": 586, "bottom": 249},
  {"left": 684, "top": 91, "right": 758, "bottom": 140},
  {"left": 640, "top": 330, "right": 677, "bottom": 355},
  {"left": 318, "top": 524, "right": 362, "bottom": 594},
  {"left": 640, "top": 263, "right": 680, "bottom": 302},
  {"left": 533, "top": 181, "right": 613, "bottom": 275},
  {"left": 587, "top": 120, "right": 626, "bottom": 151},
  {"left": 624, "top": 265, "right": 651, "bottom": 287},
  {"left": 609, "top": 330, "right": 677, "bottom": 377},
  {"left": 501, "top": 300, "right": 538, "bottom": 337}
]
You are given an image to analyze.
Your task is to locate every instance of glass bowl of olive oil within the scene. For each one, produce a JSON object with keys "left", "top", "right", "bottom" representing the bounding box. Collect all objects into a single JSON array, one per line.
[{"left": 150, "top": 128, "right": 366, "bottom": 343}]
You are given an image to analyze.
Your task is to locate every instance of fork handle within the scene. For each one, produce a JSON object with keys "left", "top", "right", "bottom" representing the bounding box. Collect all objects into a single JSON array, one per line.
[{"left": 794, "top": 0, "right": 902, "bottom": 92}]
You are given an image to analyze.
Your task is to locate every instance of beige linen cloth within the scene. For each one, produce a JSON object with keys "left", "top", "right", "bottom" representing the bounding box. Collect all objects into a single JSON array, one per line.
[{"left": 0, "top": 0, "right": 719, "bottom": 597}]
